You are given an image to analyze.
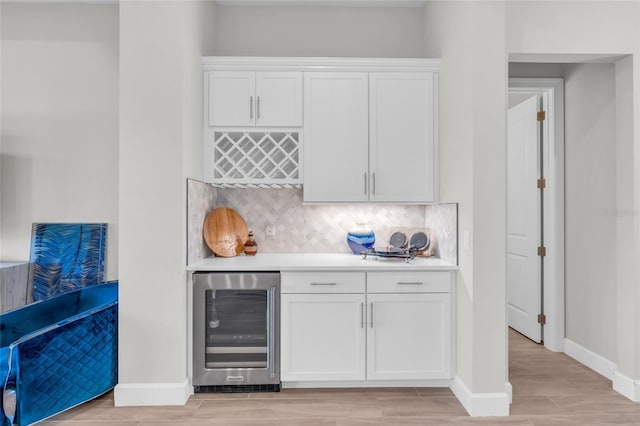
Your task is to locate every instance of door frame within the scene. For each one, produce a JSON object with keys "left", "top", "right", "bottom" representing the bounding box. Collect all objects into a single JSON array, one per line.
[{"left": 508, "top": 78, "right": 565, "bottom": 352}]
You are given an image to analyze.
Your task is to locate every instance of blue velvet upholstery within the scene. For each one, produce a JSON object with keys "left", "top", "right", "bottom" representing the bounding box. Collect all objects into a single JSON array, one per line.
[{"left": 1, "top": 282, "right": 118, "bottom": 425}]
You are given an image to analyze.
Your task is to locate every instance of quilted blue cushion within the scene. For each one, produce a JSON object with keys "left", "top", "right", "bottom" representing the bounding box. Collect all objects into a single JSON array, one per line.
[{"left": 0, "top": 345, "right": 8, "bottom": 425}]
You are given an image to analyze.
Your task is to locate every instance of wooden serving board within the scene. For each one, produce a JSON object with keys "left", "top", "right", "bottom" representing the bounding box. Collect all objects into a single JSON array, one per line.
[{"left": 203, "top": 208, "right": 249, "bottom": 257}]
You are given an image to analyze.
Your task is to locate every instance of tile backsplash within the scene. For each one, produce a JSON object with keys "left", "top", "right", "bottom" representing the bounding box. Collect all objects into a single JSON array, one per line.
[
  {"left": 187, "top": 179, "right": 217, "bottom": 265},
  {"left": 216, "top": 188, "right": 429, "bottom": 254},
  {"left": 187, "top": 180, "right": 457, "bottom": 264},
  {"left": 204, "top": 186, "right": 457, "bottom": 263}
]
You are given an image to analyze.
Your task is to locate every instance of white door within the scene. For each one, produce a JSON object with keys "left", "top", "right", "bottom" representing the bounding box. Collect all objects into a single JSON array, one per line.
[
  {"left": 303, "top": 72, "right": 369, "bottom": 202},
  {"left": 208, "top": 71, "right": 255, "bottom": 127},
  {"left": 366, "top": 293, "right": 451, "bottom": 380},
  {"left": 369, "top": 72, "right": 436, "bottom": 203},
  {"left": 255, "top": 72, "right": 302, "bottom": 127},
  {"left": 280, "top": 293, "right": 366, "bottom": 381},
  {"left": 507, "top": 94, "right": 542, "bottom": 343}
]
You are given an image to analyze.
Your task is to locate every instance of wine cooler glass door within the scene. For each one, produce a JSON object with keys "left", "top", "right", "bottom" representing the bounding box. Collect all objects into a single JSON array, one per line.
[
  {"left": 193, "top": 272, "right": 280, "bottom": 389},
  {"left": 205, "top": 289, "right": 268, "bottom": 369}
]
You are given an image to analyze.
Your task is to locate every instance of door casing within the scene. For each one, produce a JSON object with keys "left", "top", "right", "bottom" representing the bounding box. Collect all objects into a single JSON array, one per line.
[{"left": 508, "top": 78, "right": 565, "bottom": 353}]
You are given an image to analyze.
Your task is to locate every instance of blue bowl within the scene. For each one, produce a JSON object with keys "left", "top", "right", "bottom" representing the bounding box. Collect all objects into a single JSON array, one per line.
[{"left": 346, "top": 231, "right": 375, "bottom": 255}]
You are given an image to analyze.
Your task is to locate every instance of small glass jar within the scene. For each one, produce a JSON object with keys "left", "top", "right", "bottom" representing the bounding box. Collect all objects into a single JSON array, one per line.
[{"left": 244, "top": 231, "right": 258, "bottom": 256}]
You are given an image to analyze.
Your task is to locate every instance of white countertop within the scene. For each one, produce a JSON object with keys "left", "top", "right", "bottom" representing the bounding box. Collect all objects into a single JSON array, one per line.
[{"left": 187, "top": 253, "right": 457, "bottom": 272}]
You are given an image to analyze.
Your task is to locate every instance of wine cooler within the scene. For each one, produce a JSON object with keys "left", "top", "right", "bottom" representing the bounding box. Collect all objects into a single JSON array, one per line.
[{"left": 192, "top": 271, "right": 280, "bottom": 392}]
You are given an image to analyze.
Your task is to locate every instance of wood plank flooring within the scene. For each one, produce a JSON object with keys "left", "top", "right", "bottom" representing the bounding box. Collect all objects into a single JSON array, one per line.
[{"left": 41, "top": 329, "right": 640, "bottom": 425}]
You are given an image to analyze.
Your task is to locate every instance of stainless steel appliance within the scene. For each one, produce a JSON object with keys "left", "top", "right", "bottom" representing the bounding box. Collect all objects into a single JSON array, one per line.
[{"left": 192, "top": 272, "right": 280, "bottom": 392}]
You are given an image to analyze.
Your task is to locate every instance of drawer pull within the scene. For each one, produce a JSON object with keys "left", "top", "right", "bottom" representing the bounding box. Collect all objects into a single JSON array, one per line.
[
  {"left": 397, "top": 281, "right": 424, "bottom": 286},
  {"left": 310, "top": 282, "right": 337, "bottom": 286}
]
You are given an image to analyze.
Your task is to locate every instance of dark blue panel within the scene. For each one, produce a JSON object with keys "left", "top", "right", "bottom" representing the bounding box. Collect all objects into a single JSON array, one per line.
[{"left": 29, "top": 223, "right": 107, "bottom": 301}]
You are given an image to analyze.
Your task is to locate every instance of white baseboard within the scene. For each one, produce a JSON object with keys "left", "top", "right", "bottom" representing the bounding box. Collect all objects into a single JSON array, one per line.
[
  {"left": 613, "top": 371, "right": 640, "bottom": 402},
  {"left": 114, "top": 379, "right": 192, "bottom": 406},
  {"left": 282, "top": 379, "right": 451, "bottom": 388},
  {"left": 564, "top": 338, "right": 616, "bottom": 380},
  {"left": 505, "top": 381, "right": 513, "bottom": 404},
  {"left": 450, "top": 376, "right": 510, "bottom": 416},
  {"left": 563, "top": 338, "right": 640, "bottom": 402}
]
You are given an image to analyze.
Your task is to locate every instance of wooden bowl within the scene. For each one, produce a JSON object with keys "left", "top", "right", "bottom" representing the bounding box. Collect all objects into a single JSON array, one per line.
[{"left": 203, "top": 207, "right": 249, "bottom": 257}]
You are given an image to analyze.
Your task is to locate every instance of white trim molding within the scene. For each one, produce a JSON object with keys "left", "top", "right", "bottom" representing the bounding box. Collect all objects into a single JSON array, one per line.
[
  {"left": 202, "top": 56, "right": 440, "bottom": 73},
  {"left": 564, "top": 338, "right": 640, "bottom": 402},
  {"left": 114, "top": 379, "right": 192, "bottom": 407},
  {"left": 214, "top": 0, "right": 427, "bottom": 7},
  {"left": 450, "top": 376, "right": 510, "bottom": 417},
  {"left": 613, "top": 371, "right": 640, "bottom": 402},
  {"left": 283, "top": 379, "right": 451, "bottom": 388},
  {"left": 508, "top": 78, "right": 565, "bottom": 353},
  {"left": 564, "top": 338, "right": 616, "bottom": 380}
]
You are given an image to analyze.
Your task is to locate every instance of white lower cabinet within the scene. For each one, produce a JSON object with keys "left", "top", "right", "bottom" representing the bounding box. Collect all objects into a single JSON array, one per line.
[
  {"left": 280, "top": 271, "right": 453, "bottom": 384},
  {"left": 281, "top": 293, "right": 366, "bottom": 381},
  {"left": 366, "top": 293, "right": 450, "bottom": 380}
]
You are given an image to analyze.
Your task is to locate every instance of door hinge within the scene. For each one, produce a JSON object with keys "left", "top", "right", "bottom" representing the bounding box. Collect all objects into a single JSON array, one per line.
[
  {"left": 537, "top": 111, "right": 546, "bottom": 121},
  {"left": 537, "top": 313, "right": 546, "bottom": 325},
  {"left": 537, "top": 178, "right": 546, "bottom": 189},
  {"left": 538, "top": 246, "right": 546, "bottom": 257}
]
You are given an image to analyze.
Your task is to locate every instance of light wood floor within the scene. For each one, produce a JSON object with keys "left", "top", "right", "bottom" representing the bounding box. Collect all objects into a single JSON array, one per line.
[{"left": 42, "top": 329, "right": 640, "bottom": 425}]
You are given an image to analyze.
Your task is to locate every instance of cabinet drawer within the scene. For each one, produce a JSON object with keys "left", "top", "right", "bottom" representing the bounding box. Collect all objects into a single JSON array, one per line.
[
  {"left": 367, "top": 271, "right": 450, "bottom": 293},
  {"left": 282, "top": 272, "right": 366, "bottom": 294}
]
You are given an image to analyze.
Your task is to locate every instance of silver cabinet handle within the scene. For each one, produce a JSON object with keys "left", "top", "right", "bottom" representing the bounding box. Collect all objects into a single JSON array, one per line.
[
  {"left": 257, "top": 96, "right": 261, "bottom": 120},
  {"left": 372, "top": 172, "right": 376, "bottom": 195},
  {"left": 398, "top": 282, "right": 424, "bottom": 286},
  {"left": 250, "top": 96, "right": 254, "bottom": 120},
  {"left": 364, "top": 172, "right": 368, "bottom": 195},
  {"left": 310, "top": 282, "right": 337, "bottom": 286},
  {"left": 360, "top": 302, "right": 364, "bottom": 329},
  {"left": 370, "top": 302, "right": 374, "bottom": 328}
]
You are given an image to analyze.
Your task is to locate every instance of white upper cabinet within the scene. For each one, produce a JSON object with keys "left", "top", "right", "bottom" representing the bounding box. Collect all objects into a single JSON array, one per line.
[
  {"left": 202, "top": 57, "right": 439, "bottom": 193},
  {"left": 303, "top": 70, "right": 439, "bottom": 203},
  {"left": 303, "top": 72, "right": 369, "bottom": 202},
  {"left": 207, "top": 71, "right": 302, "bottom": 127},
  {"left": 369, "top": 72, "right": 436, "bottom": 203}
]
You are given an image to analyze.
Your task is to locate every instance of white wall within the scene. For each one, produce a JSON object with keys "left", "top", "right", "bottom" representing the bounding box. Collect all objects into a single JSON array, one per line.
[
  {"left": 0, "top": 3, "right": 118, "bottom": 279},
  {"left": 424, "top": 1, "right": 509, "bottom": 414},
  {"left": 116, "top": 0, "right": 214, "bottom": 404},
  {"left": 0, "top": 3, "right": 119, "bottom": 279},
  {"left": 564, "top": 63, "right": 618, "bottom": 360},
  {"left": 214, "top": 5, "right": 425, "bottom": 57}
]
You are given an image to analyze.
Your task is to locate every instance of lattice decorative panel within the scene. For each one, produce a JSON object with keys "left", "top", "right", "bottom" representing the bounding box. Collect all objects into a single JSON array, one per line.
[{"left": 212, "top": 131, "right": 301, "bottom": 185}]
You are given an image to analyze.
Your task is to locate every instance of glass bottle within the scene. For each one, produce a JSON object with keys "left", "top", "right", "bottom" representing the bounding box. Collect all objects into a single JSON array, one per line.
[{"left": 244, "top": 231, "right": 258, "bottom": 256}]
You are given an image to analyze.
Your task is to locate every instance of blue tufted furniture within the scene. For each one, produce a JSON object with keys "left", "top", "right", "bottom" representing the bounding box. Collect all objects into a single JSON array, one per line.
[{"left": 0, "top": 281, "right": 118, "bottom": 425}]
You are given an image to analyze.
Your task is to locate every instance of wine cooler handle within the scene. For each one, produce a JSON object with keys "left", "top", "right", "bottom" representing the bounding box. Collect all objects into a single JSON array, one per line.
[{"left": 268, "top": 287, "right": 276, "bottom": 379}]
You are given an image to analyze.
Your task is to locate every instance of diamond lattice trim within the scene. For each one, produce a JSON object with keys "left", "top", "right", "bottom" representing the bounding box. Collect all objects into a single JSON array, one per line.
[{"left": 213, "top": 131, "right": 301, "bottom": 184}]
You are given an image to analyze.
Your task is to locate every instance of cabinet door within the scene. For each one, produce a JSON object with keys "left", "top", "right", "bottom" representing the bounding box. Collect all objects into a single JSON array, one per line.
[
  {"left": 369, "top": 72, "right": 437, "bottom": 203},
  {"left": 256, "top": 72, "right": 302, "bottom": 127},
  {"left": 303, "top": 72, "right": 369, "bottom": 202},
  {"left": 367, "top": 293, "right": 450, "bottom": 380},
  {"left": 208, "top": 71, "right": 255, "bottom": 126},
  {"left": 281, "top": 293, "right": 366, "bottom": 381}
]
